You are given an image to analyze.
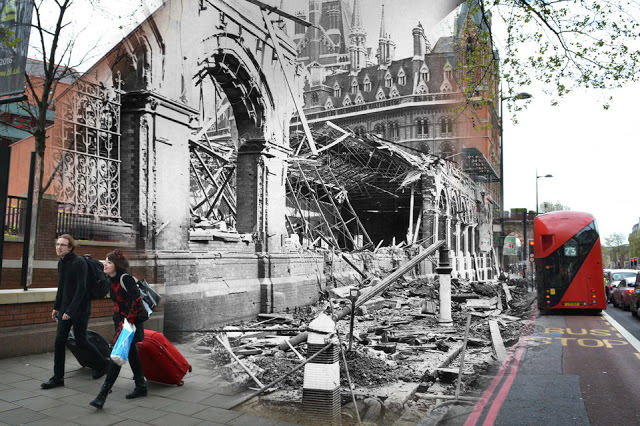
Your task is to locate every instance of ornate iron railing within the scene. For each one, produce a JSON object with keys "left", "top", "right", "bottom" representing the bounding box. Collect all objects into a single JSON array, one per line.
[{"left": 50, "top": 76, "right": 122, "bottom": 219}]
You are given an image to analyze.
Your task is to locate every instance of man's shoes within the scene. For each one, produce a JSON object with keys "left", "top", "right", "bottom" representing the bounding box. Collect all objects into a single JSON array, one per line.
[{"left": 41, "top": 377, "right": 64, "bottom": 389}]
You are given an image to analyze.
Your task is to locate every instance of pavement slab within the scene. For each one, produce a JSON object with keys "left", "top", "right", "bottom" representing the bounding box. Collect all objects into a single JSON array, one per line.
[{"left": 0, "top": 345, "right": 294, "bottom": 426}]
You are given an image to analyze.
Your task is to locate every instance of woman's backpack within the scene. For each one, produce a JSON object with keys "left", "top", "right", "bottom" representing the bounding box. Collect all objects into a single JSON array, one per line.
[{"left": 83, "top": 255, "right": 110, "bottom": 299}]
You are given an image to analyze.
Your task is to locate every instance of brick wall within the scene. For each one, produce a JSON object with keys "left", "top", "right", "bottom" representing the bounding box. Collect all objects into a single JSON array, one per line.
[{"left": 0, "top": 298, "right": 116, "bottom": 327}]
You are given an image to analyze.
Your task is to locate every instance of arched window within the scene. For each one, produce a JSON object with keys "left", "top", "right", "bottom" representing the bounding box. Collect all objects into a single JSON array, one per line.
[
  {"left": 342, "top": 94, "right": 352, "bottom": 107},
  {"left": 397, "top": 68, "right": 406, "bottom": 86},
  {"left": 363, "top": 75, "right": 371, "bottom": 92},
  {"left": 384, "top": 71, "right": 392, "bottom": 88},
  {"left": 389, "top": 85, "right": 400, "bottom": 98},
  {"left": 443, "top": 62, "right": 452, "bottom": 82},
  {"left": 354, "top": 92, "right": 365, "bottom": 104},
  {"left": 388, "top": 121, "right": 400, "bottom": 140},
  {"left": 374, "top": 123, "right": 386, "bottom": 138},
  {"left": 440, "top": 116, "right": 453, "bottom": 134},
  {"left": 375, "top": 87, "right": 386, "bottom": 101},
  {"left": 325, "top": 98, "right": 334, "bottom": 110},
  {"left": 333, "top": 81, "right": 341, "bottom": 98},
  {"left": 416, "top": 118, "right": 429, "bottom": 137},
  {"left": 420, "top": 64, "right": 430, "bottom": 82},
  {"left": 351, "top": 79, "right": 358, "bottom": 94},
  {"left": 311, "top": 92, "right": 319, "bottom": 104}
]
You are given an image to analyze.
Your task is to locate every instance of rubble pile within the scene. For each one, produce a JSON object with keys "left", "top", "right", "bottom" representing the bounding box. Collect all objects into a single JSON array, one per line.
[{"left": 194, "top": 275, "right": 536, "bottom": 424}]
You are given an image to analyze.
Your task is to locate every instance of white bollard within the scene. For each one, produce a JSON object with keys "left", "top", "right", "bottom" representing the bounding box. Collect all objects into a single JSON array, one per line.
[
  {"left": 437, "top": 247, "right": 453, "bottom": 326},
  {"left": 302, "top": 312, "right": 341, "bottom": 425}
]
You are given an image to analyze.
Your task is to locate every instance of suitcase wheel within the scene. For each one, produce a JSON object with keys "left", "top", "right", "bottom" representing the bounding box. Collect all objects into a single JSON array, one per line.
[{"left": 188, "top": 365, "right": 192, "bottom": 373}]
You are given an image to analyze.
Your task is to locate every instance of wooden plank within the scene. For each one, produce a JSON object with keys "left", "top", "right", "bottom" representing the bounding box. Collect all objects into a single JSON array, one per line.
[
  {"left": 261, "top": 9, "right": 317, "bottom": 155},
  {"left": 502, "top": 282, "right": 513, "bottom": 303},
  {"left": 488, "top": 319, "right": 506, "bottom": 363}
]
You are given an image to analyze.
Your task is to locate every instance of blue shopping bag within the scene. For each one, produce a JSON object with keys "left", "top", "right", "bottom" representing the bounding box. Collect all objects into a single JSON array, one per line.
[{"left": 110, "top": 319, "right": 136, "bottom": 366}]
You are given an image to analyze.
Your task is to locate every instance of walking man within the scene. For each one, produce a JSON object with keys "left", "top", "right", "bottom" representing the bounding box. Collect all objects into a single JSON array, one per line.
[{"left": 41, "top": 234, "right": 107, "bottom": 389}]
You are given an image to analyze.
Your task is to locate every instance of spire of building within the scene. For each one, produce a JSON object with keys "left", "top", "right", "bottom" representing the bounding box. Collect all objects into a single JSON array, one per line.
[
  {"left": 377, "top": 2, "right": 394, "bottom": 66},
  {"left": 351, "top": 0, "right": 362, "bottom": 28},
  {"left": 379, "top": 3, "right": 386, "bottom": 39},
  {"left": 348, "top": 0, "right": 367, "bottom": 74}
]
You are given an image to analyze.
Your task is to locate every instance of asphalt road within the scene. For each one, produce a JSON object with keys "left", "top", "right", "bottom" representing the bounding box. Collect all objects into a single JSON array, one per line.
[{"left": 437, "top": 306, "right": 640, "bottom": 426}]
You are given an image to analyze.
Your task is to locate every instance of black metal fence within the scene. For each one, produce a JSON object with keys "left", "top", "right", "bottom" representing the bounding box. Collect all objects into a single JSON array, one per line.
[
  {"left": 4, "top": 197, "right": 133, "bottom": 241},
  {"left": 4, "top": 195, "right": 26, "bottom": 236}
]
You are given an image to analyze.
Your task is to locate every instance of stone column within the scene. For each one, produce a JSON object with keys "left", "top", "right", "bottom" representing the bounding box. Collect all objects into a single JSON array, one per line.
[{"left": 120, "top": 91, "right": 196, "bottom": 252}]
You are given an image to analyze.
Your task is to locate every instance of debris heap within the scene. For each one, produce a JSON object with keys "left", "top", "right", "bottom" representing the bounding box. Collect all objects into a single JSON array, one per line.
[{"left": 194, "top": 275, "right": 535, "bottom": 425}]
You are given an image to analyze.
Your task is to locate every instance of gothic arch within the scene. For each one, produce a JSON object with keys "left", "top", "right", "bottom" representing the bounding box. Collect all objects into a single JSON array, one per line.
[
  {"left": 195, "top": 46, "right": 271, "bottom": 142},
  {"left": 109, "top": 28, "right": 154, "bottom": 91}
]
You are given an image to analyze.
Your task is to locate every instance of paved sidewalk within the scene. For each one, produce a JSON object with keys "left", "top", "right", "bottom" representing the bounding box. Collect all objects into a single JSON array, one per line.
[{"left": 0, "top": 340, "right": 300, "bottom": 426}]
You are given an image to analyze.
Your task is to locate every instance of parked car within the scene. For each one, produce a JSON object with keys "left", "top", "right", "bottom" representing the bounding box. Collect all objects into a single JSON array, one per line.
[
  {"left": 612, "top": 276, "right": 637, "bottom": 310},
  {"left": 607, "top": 270, "right": 637, "bottom": 303},
  {"left": 629, "top": 273, "right": 640, "bottom": 317}
]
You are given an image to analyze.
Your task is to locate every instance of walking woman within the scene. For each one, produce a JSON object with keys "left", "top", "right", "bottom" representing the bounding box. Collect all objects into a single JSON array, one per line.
[{"left": 90, "top": 249, "right": 147, "bottom": 409}]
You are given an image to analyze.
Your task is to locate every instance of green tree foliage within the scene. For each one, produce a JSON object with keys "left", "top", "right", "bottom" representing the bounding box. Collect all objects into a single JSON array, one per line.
[
  {"left": 456, "top": 0, "right": 640, "bottom": 110},
  {"left": 629, "top": 227, "right": 640, "bottom": 259},
  {"left": 603, "top": 232, "right": 628, "bottom": 268},
  {"left": 539, "top": 201, "right": 570, "bottom": 213}
]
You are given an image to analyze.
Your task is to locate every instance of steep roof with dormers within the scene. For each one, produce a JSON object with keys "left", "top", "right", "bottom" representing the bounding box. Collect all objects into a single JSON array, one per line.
[{"left": 317, "top": 37, "right": 455, "bottom": 107}]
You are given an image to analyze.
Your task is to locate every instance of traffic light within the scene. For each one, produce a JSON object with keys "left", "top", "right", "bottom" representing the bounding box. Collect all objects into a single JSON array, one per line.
[
  {"left": 633, "top": 257, "right": 638, "bottom": 267},
  {"left": 528, "top": 239, "right": 535, "bottom": 256}
]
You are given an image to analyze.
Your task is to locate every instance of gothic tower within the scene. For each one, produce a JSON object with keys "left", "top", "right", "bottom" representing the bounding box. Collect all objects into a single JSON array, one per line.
[{"left": 348, "top": 0, "right": 367, "bottom": 74}]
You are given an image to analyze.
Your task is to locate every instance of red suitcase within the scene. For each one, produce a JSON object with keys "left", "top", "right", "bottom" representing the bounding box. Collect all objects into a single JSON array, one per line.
[{"left": 136, "top": 330, "right": 192, "bottom": 386}]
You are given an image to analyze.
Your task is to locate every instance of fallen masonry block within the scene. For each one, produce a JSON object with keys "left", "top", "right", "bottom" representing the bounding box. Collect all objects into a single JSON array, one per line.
[
  {"left": 466, "top": 297, "right": 498, "bottom": 309},
  {"left": 435, "top": 367, "right": 459, "bottom": 382},
  {"left": 451, "top": 293, "right": 480, "bottom": 302}
]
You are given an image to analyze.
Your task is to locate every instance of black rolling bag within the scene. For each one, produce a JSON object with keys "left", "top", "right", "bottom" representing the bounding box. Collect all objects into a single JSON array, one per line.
[{"left": 67, "top": 329, "right": 110, "bottom": 370}]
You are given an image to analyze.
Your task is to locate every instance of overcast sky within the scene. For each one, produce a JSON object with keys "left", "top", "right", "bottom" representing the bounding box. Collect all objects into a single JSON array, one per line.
[{"left": 37, "top": 0, "right": 639, "bottom": 242}]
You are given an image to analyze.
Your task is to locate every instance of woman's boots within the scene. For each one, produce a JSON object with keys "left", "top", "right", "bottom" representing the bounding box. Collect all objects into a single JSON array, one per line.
[
  {"left": 90, "top": 363, "right": 118, "bottom": 409},
  {"left": 89, "top": 380, "right": 113, "bottom": 409},
  {"left": 126, "top": 376, "right": 147, "bottom": 399}
]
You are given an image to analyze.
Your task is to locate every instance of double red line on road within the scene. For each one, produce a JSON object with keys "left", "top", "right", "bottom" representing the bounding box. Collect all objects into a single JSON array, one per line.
[{"left": 464, "top": 308, "right": 539, "bottom": 426}]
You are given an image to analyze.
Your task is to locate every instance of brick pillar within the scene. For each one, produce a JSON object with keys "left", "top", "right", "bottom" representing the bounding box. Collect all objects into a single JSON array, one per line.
[
  {"left": 236, "top": 139, "right": 286, "bottom": 253},
  {"left": 35, "top": 195, "right": 58, "bottom": 259}
]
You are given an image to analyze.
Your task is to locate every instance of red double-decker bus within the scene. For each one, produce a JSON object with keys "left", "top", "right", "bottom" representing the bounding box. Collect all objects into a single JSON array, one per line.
[{"left": 534, "top": 211, "right": 606, "bottom": 313}]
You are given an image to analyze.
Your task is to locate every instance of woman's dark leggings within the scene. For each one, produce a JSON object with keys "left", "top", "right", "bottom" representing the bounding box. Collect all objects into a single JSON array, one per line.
[{"left": 105, "top": 323, "right": 145, "bottom": 385}]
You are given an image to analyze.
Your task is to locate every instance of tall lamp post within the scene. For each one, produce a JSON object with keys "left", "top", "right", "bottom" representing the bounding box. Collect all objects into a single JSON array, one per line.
[
  {"left": 535, "top": 170, "right": 553, "bottom": 215},
  {"left": 499, "top": 91, "right": 532, "bottom": 268}
]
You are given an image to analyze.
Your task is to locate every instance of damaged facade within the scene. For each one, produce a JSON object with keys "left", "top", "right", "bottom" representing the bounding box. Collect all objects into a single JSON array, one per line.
[
  {"left": 5, "top": 0, "right": 501, "bottom": 333},
  {"left": 289, "top": 0, "right": 500, "bottom": 280}
]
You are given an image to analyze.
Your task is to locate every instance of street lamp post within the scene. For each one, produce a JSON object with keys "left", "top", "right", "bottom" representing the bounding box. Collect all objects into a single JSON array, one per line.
[
  {"left": 535, "top": 170, "right": 553, "bottom": 215},
  {"left": 499, "top": 91, "right": 532, "bottom": 269}
]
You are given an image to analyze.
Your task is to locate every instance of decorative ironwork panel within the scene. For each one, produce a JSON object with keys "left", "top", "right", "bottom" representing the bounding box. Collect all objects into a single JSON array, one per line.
[{"left": 51, "top": 77, "right": 122, "bottom": 219}]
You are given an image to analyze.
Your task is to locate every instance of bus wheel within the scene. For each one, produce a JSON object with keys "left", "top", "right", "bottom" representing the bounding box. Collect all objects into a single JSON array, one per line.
[{"left": 632, "top": 303, "right": 638, "bottom": 317}]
